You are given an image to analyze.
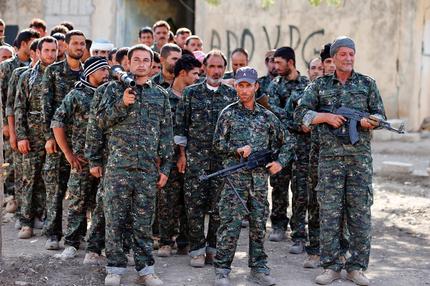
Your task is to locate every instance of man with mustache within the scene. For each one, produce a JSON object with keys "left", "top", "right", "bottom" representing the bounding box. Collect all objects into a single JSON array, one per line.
[
  {"left": 175, "top": 50, "right": 237, "bottom": 268},
  {"left": 151, "top": 20, "right": 170, "bottom": 53},
  {"left": 295, "top": 36, "right": 385, "bottom": 286},
  {"left": 41, "top": 30, "right": 85, "bottom": 250}
]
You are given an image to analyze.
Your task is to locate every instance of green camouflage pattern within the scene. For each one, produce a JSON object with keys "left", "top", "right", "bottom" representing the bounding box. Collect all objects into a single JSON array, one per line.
[
  {"left": 212, "top": 101, "right": 294, "bottom": 273},
  {"left": 175, "top": 80, "right": 237, "bottom": 256},
  {"left": 295, "top": 71, "right": 386, "bottom": 271}
]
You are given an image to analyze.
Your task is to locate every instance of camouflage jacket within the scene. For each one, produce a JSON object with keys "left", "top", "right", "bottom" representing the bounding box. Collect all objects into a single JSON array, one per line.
[
  {"left": 295, "top": 71, "right": 386, "bottom": 157},
  {"left": 223, "top": 71, "right": 234, "bottom": 80},
  {"left": 0, "top": 55, "right": 29, "bottom": 124},
  {"left": 96, "top": 79, "right": 173, "bottom": 175},
  {"left": 51, "top": 84, "right": 95, "bottom": 156},
  {"left": 14, "top": 62, "right": 47, "bottom": 150},
  {"left": 267, "top": 73, "right": 309, "bottom": 121},
  {"left": 151, "top": 71, "right": 171, "bottom": 89},
  {"left": 84, "top": 82, "right": 111, "bottom": 168},
  {"left": 41, "top": 59, "right": 82, "bottom": 141},
  {"left": 166, "top": 87, "right": 183, "bottom": 164},
  {"left": 6, "top": 66, "right": 30, "bottom": 117},
  {"left": 213, "top": 101, "right": 295, "bottom": 170},
  {"left": 175, "top": 80, "right": 237, "bottom": 170},
  {"left": 255, "top": 74, "right": 274, "bottom": 100}
]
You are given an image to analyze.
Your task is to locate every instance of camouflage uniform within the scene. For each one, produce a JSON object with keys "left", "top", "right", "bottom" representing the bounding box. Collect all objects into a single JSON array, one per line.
[
  {"left": 0, "top": 56, "right": 29, "bottom": 198},
  {"left": 97, "top": 80, "right": 173, "bottom": 275},
  {"left": 151, "top": 71, "right": 170, "bottom": 239},
  {"left": 84, "top": 83, "right": 109, "bottom": 255},
  {"left": 84, "top": 82, "right": 133, "bottom": 255},
  {"left": 284, "top": 76, "right": 310, "bottom": 243},
  {"left": 267, "top": 74, "right": 308, "bottom": 232},
  {"left": 41, "top": 59, "right": 82, "bottom": 239},
  {"left": 213, "top": 101, "right": 295, "bottom": 274},
  {"left": 223, "top": 71, "right": 234, "bottom": 80},
  {"left": 295, "top": 71, "right": 385, "bottom": 272},
  {"left": 14, "top": 63, "right": 47, "bottom": 227},
  {"left": 151, "top": 72, "right": 171, "bottom": 89},
  {"left": 175, "top": 80, "right": 237, "bottom": 257},
  {"left": 5, "top": 66, "right": 30, "bottom": 214},
  {"left": 51, "top": 83, "right": 99, "bottom": 249},
  {"left": 255, "top": 74, "right": 274, "bottom": 100},
  {"left": 306, "top": 127, "right": 320, "bottom": 255},
  {"left": 150, "top": 43, "right": 160, "bottom": 54},
  {"left": 158, "top": 88, "right": 188, "bottom": 249}
]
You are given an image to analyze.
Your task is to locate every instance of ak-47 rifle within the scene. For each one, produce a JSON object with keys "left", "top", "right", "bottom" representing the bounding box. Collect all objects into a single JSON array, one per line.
[
  {"left": 199, "top": 150, "right": 277, "bottom": 214},
  {"left": 320, "top": 106, "right": 405, "bottom": 145}
]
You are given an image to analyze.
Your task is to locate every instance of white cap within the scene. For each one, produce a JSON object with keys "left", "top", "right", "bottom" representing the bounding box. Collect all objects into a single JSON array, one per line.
[{"left": 90, "top": 39, "right": 114, "bottom": 51}]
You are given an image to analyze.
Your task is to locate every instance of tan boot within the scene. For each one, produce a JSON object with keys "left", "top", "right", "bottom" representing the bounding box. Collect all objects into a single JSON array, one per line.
[
  {"left": 136, "top": 274, "right": 163, "bottom": 286},
  {"left": 157, "top": 245, "right": 172, "bottom": 257},
  {"left": 105, "top": 274, "right": 121, "bottom": 286},
  {"left": 303, "top": 255, "right": 320, "bottom": 268},
  {"left": 83, "top": 252, "right": 105, "bottom": 265},
  {"left": 346, "top": 270, "right": 370, "bottom": 286},
  {"left": 18, "top": 226, "right": 33, "bottom": 239},
  {"left": 315, "top": 269, "right": 341, "bottom": 285},
  {"left": 190, "top": 254, "right": 205, "bottom": 268}
]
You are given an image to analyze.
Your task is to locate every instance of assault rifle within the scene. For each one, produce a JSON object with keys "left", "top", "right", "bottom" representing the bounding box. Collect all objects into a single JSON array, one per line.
[
  {"left": 111, "top": 65, "right": 136, "bottom": 88},
  {"left": 199, "top": 150, "right": 277, "bottom": 214},
  {"left": 321, "top": 106, "right": 405, "bottom": 145}
]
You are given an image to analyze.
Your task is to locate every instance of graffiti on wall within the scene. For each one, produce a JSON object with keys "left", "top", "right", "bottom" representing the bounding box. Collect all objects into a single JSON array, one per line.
[{"left": 210, "top": 25, "right": 325, "bottom": 68}]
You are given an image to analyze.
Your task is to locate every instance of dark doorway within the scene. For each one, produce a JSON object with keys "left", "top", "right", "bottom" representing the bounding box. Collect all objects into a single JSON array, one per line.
[{"left": 119, "top": 0, "right": 195, "bottom": 46}]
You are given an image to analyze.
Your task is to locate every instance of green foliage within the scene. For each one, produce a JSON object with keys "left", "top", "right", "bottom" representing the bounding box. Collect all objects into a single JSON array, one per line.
[{"left": 309, "top": 0, "right": 342, "bottom": 6}]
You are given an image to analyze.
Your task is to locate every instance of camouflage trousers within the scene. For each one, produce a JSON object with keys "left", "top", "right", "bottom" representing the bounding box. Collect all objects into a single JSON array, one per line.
[
  {"left": 290, "top": 134, "right": 311, "bottom": 242},
  {"left": 159, "top": 166, "right": 188, "bottom": 248},
  {"left": 86, "top": 179, "right": 133, "bottom": 255},
  {"left": 3, "top": 139, "right": 15, "bottom": 196},
  {"left": 63, "top": 167, "right": 98, "bottom": 249},
  {"left": 20, "top": 150, "right": 46, "bottom": 227},
  {"left": 86, "top": 182, "right": 105, "bottom": 254},
  {"left": 305, "top": 143, "right": 320, "bottom": 255},
  {"left": 42, "top": 151, "right": 70, "bottom": 238},
  {"left": 306, "top": 142, "right": 350, "bottom": 256},
  {"left": 214, "top": 171, "right": 270, "bottom": 274},
  {"left": 184, "top": 165, "right": 221, "bottom": 257},
  {"left": 11, "top": 150, "right": 24, "bottom": 220},
  {"left": 104, "top": 168, "right": 156, "bottom": 275},
  {"left": 269, "top": 166, "right": 291, "bottom": 231},
  {"left": 318, "top": 155, "right": 373, "bottom": 272}
]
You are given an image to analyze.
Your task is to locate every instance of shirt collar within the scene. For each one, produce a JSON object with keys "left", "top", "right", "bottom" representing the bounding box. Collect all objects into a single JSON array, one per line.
[{"left": 331, "top": 70, "right": 358, "bottom": 84}]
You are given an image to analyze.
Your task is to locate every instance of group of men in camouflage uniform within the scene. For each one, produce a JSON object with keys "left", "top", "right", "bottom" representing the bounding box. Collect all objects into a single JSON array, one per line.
[{"left": 0, "top": 16, "right": 385, "bottom": 286}]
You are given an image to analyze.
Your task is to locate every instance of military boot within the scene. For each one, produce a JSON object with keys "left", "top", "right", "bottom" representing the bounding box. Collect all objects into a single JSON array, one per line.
[
  {"left": 105, "top": 274, "right": 121, "bottom": 286},
  {"left": 136, "top": 274, "right": 163, "bottom": 286},
  {"left": 268, "top": 229, "right": 285, "bottom": 242},
  {"left": 346, "top": 270, "right": 370, "bottom": 286},
  {"left": 315, "top": 269, "right": 341, "bottom": 285},
  {"left": 249, "top": 270, "right": 276, "bottom": 286}
]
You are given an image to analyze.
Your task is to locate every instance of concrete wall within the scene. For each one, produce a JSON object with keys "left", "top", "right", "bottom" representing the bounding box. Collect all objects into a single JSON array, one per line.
[{"left": 195, "top": 0, "right": 429, "bottom": 129}]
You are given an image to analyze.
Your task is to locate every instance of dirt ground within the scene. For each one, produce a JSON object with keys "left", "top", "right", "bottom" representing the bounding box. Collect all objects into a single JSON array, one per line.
[{"left": 1, "top": 138, "right": 429, "bottom": 286}]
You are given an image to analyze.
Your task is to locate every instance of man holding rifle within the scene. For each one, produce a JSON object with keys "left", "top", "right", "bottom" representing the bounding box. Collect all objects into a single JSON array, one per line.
[
  {"left": 212, "top": 67, "right": 295, "bottom": 286},
  {"left": 96, "top": 44, "right": 173, "bottom": 286},
  {"left": 295, "top": 36, "right": 386, "bottom": 286}
]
